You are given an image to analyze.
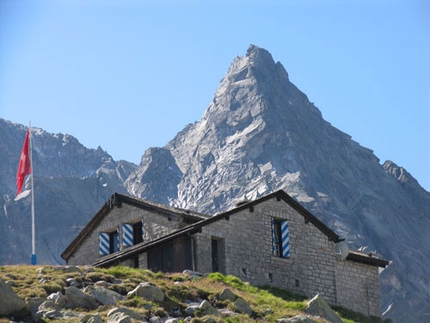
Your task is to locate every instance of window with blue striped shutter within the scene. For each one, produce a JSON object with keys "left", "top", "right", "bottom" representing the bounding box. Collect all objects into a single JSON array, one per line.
[
  {"left": 122, "top": 223, "right": 134, "bottom": 248},
  {"left": 280, "top": 221, "right": 290, "bottom": 258},
  {"left": 99, "top": 233, "right": 110, "bottom": 255},
  {"left": 271, "top": 219, "right": 290, "bottom": 258}
]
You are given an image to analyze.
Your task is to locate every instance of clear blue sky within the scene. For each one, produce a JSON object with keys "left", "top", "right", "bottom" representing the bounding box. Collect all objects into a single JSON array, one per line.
[{"left": 1, "top": 0, "right": 429, "bottom": 192}]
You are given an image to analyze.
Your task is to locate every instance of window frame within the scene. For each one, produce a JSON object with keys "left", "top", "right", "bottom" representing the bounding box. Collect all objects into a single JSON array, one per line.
[{"left": 271, "top": 218, "right": 290, "bottom": 259}]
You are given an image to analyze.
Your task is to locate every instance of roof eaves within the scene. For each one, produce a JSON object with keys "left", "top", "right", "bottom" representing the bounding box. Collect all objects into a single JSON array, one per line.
[
  {"left": 346, "top": 251, "right": 390, "bottom": 268},
  {"left": 93, "top": 224, "right": 203, "bottom": 267},
  {"left": 61, "top": 199, "right": 113, "bottom": 261}
]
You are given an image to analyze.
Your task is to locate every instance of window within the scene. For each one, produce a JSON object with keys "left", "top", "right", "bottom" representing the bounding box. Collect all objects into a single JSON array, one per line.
[
  {"left": 133, "top": 221, "right": 143, "bottom": 244},
  {"left": 211, "top": 237, "right": 226, "bottom": 274},
  {"left": 99, "top": 229, "right": 119, "bottom": 255},
  {"left": 271, "top": 219, "right": 290, "bottom": 258},
  {"left": 122, "top": 220, "right": 144, "bottom": 248},
  {"left": 109, "top": 230, "right": 119, "bottom": 253}
]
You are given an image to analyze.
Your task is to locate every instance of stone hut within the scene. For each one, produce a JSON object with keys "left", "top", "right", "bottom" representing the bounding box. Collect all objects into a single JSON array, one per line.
[{"left": 62, "top": 190, "right": 389, "bottom": 317}]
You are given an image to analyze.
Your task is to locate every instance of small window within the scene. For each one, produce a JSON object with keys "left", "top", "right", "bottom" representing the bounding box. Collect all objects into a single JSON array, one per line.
[
  {"left": 109, "top": 230, "right": 119, "bottom": 253},
  {"left": 133, "top": 221, "right": 143, "bottom": 244},
  {"left": 271, "top": 219, "right": 290, "bottom": 258},
  {"left": 99, "top": 233, "right": 110, "bottom": 255},
  {"left": 99, "top": 229, "right": 119, "bottom": 255},
  {"left": 122, "top": 221, "right": 144, "bottom": 248}
]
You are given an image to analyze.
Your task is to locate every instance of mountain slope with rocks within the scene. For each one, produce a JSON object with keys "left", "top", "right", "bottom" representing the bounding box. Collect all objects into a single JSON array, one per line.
[{"left": 1, "top": 45, "right": 429, "bottom": 322}]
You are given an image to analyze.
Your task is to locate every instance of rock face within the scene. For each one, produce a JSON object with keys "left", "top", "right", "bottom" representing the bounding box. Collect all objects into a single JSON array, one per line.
[{"left": 1, "top": 45, "right": 430, "bottom": 322}]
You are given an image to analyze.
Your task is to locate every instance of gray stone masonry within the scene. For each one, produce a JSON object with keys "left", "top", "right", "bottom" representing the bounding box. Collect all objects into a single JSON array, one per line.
[
  {"left": 67, "top": 194, "right": 384, "bottom": 318},
  {"left": 335, "top": 258, "right": 382, "bottom": 317},
  {"left": 192, "top": 196, "right": 383, "bottom": 317},
  {"left": 68, "top": 204, "right": 188, "bottom": 265},
  {"left": 194, "top": 197, "right": 338, "bottom": 304}
]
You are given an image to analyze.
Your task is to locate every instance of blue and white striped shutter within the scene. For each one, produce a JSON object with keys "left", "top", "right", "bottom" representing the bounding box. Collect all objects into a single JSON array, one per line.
[
  {"left": 99, "top": 233, "right": 110, "bottom": 255},
  {"left": 281, "top": 221, "right": 290, "bottom": 258},
  {"left": 122, "top": 223, "right": 134, "bottom": 248}
]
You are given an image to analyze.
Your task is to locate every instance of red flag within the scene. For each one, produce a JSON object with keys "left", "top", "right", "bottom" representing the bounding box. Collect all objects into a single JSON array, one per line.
[{"left": 16, "top": 130, "right": 32, "bottom": 194}]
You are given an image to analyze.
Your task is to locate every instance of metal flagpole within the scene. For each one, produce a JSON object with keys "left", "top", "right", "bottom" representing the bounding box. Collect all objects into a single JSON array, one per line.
[{"left": 29, "top": 121, "right": 36, "bottom": 265}]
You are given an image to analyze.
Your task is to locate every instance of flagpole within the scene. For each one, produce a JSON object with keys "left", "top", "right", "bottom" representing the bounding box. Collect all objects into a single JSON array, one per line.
[{"left": 29, "top": 121, "right": 36, "bottom": 265}]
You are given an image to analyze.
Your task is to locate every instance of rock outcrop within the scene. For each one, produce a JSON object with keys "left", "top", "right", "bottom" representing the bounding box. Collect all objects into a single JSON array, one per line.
[
  {"left": 305, "top": 294, "right": 343, "bottom": 323},
  {"left": 0, "top": 279, "right": 26, "bottom": 316}
]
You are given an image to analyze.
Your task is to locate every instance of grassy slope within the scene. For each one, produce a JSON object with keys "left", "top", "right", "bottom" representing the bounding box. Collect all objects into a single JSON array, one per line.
[{"left": 0, "top": 265, "right": 385, "bottom": 323}]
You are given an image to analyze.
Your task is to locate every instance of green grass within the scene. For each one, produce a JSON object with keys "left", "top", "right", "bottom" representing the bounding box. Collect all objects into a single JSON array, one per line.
[{"left": 0, "top": 266, "right": 383, "bottom": 323}]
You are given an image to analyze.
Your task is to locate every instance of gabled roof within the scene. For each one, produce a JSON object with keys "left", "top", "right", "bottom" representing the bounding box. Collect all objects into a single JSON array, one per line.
[
  {"left": 92, "top": 190, "right": 346, "bottom": 267},
  {"left": 64, "top": 190, "right": 389, "bottom": 269},
  {"left": 61, "top": 193, "right": 208, "bottom": 262}
]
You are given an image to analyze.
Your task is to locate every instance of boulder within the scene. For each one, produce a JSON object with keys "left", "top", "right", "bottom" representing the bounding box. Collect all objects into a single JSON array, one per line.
[
  {"left": 28, "top": 297, "right": 45, "bottom": 317},
  {"left": 304, "top": 294, "right": 343, "bottom": 323},
  {"left": 277, "top": 315, "right": 320, "bottom": 323},
  {"left": 149, "top": 317, "right": 161, "bottom": 323},
  {"left": 38, "top": 299, "right": 56, "bottom": 311},
  {"left": 81, "top": 313, "right": 104, "bottom": 323},
  {"left": 43, "top": 309, "right": 63, "bottom": 319},
  {"left": 233, "top": 297, "right": 252, "bottom": 315},
  {"left": 64, "top": 286, "right": 99, "bottom": 309},
  {"left": 108, "top": 312, "right": 132, "bottom": 323},
  {"left": 107, "top": 307, "right": 146, "bottom": 321},
  {"left": 66, "top": 277, "right": 79, "bottom": 287},
  {"left": 94, "top": 280, "right": 111, "bottom": 287},
  {"left": 34, "top": 300, "right": 58, "bottom": 323},
  {"left": 84, "top": 285, "right": 125, "bottom": 305},
  {"left": 199, "top": 299, "right": 219, "bottom": 316},
  {"left": 183, "top": 269, "right": 203, "bottom": 277},
  {"left": 219, "top": 288, "right": 236, "bottom": 301},
  {"left": 218, "top": 308, "right": 238, "bottom": 317},
  {"left": 127, "top": 282, "right": 164, "bottom": 302},
  {"left": 47, "top": 291, "right": 66, "bottom": 307},
  {"left": 63, "top": 310, "right": 84, "bottom": 319},
  {"left": 185, "top": 303, "right": 200, "bottom": 315},
  {"left": 0, "top": 279, "right": 26, "bottom": 316}
]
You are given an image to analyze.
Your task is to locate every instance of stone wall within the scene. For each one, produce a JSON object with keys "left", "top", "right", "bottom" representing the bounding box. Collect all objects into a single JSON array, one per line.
[
  {"left": 194, "top": 196, "right": 338, "bottom": 304},
  {"left": 335, "top": 258, "right": 382, "bottom": 317},
  {"left": 67, "top": 195, "right": 383, "bottom": 318},
  {"left": 67, "top": 203, "right": 187, "bottom": 265}
]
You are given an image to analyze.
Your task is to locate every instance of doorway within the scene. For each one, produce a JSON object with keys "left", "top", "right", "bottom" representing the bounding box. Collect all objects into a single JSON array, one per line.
[{"left": 211, "top": 237, "right": 225, "bottom": 274}]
